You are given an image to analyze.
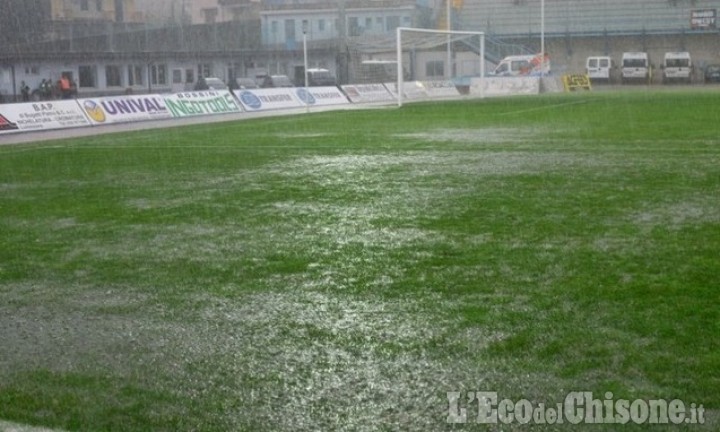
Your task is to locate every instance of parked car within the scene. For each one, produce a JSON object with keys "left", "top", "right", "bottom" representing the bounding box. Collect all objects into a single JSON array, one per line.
[
  {"left": 703, "top": 64, "right": 720, "bottom": 83},
  {"left": 204, "top": 77, "right": 229, "bottom": 90},
  {"left": 235, "top": 78, "right": 259, "bottom": 89},
  {"left": 621, "top": 52, "right": 652, "bottom": 84},
  {"left": 661, "top": 52, "right": 692, "bottom": 84},
  {"left": 259, "top": 75, "right": 294, "bottom": 88},
  {"left": 586, "top": 56, "right": 614, "bottom": 83},
  {"left": 306, "top": 68, "right": 337, "bottom": 86}
]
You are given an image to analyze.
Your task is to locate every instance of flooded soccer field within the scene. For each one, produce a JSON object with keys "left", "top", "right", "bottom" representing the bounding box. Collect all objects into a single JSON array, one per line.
[{"left": 0, "top": 91, "right": 718, "bottom": 431}]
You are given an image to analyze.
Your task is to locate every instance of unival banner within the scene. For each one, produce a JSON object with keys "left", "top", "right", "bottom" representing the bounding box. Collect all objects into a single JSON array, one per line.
[{"left": 78, "top": 95, "right": 171, "bottom": 125}]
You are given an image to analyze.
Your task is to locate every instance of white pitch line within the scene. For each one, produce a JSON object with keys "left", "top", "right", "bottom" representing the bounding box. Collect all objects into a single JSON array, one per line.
[
  {"left": 494, "top": 99, "right": 589, "bottom": 116},
  {"left": 0, "top": 420, "right": 68, "bottom": 432}
]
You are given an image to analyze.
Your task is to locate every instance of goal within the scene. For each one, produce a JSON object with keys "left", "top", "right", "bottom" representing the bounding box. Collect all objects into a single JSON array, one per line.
[{"left": 395, "top": 27, "right": 485, "bottom": 107}]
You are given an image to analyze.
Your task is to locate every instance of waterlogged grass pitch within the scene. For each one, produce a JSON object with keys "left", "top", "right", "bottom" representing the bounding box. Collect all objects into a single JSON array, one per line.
[{"left": 0, "top": 91, "right": 718, "bottom": 431}]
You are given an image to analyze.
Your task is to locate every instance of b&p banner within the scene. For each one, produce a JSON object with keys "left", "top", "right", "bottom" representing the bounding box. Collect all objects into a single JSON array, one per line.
[{"left": 0, "top": 100, "right": 90, "bottom": 134}]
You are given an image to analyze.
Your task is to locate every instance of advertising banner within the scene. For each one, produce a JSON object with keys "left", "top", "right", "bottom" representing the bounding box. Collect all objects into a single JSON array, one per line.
[
  {"left": 294, "top": 87, "right": 349, "bottom": 107},
  {"left": 233, "top": 88, "right": 304, "bottom": 111},
  {"left": 79, "top": 95, "right": 171, "bottom": 125},
  {"left": 340, "top": 84, "right": 394, "bottom": 103},
  {"left": 163, "top": 90, "right": 242, "bottom": 118},
  {"left": 384, "top": 82, "right": 430, "bottom": 100},
  {"left": 0, "top": 101, "right": 90, "bottom": 134},
  {"left": 691, "top": 9, "right": 716, "bottom": 29},
  {"left": 421, "top": 80, "right": 461, "bottom": 98},
  {"left": 469, "top": 77, "right": 540, "bottom": 97}
]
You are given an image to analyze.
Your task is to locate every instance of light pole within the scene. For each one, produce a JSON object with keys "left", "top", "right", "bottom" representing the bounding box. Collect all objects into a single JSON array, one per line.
[
  {"left": 540, "top": 0, "right": 545, "bottom": 76},
  {"left": 446, "top": 0, "right": 452, "bottom": 79},
  {"left": 303, "top": 21, "right": 309, "bottom": 113}
]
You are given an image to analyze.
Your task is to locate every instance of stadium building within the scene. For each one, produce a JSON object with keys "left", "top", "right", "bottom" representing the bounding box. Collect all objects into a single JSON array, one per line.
[{"left": 1, "top": 0, "right": 719, "bottom": 101}]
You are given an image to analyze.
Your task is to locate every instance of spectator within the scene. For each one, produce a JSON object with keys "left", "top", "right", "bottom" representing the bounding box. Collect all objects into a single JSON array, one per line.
[
  {"left": 194, "top": 76, "right": 209, "bottom": 91},
  {"left": 59, "top": 75, "right": 72, "bottom": 99},
  {"left": 20, "top": 81, "right": 30, "bottom": 102}
]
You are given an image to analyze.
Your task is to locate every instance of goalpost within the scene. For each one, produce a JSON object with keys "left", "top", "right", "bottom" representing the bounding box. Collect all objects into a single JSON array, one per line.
[{"left": 395, "top": 27, "right": 485, "bottom": 107}]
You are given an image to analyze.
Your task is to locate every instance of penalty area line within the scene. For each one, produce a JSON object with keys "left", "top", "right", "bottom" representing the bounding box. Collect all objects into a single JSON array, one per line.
[{"left": 494, "top": 100, "right": 590, "bottom": 116}]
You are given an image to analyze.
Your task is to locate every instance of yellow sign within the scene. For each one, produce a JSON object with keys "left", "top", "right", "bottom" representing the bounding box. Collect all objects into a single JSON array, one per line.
[{"left": 562, "top": 74, "right": 592, "bottom": 92}]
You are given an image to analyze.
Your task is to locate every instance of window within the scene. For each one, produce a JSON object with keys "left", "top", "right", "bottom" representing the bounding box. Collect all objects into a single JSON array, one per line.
[
  {"left": 185, "top": 69, "right": 195, "bottom": 84},
  {"left": 114, "top": 0, "right": 124, "bottom": 21},
  {"left": 366, "top": 17, "right": 372, "bottom": 29},
  {"left": 349, "top": 17, "right": 361, "bottom": 36},
  {"left": 285, "top": 19, "right": 296, "bottom": 44},
  {"left": 96, "top": 0, "right": 102, "bottom": 11},
  {"left": 128, "top": 65, "right": 144, "bottom": 86},
  {"left": 151, "top": 64, "right": 167, "bottom": 86},
  {"left": 318, "top": 19, "right": 325, "bottom": 31},
  {"left": 426, "top": 60, "right": 444, "bottom": 77},
  {"left": 386, "top": 16, "right": 400, "bottom": 31},
  {"left": 198, "top": 64, "right": 212, "bottom": 78},
  {"left": 24, "top": 66, "right": 40, "bottom": 75},
  {"left": 302, "top": 20, "right": 309, "bottom": 34},
  {"left": 105, "top": 65, "right": 122, "bottom": 87},
  {"left": 80, "top": 0, "right": 89, "bottom": 11},
  {"left": 203, "top": 8, "right": 218, "bottom": 24},
  {"left": 376, "top": 17, "right": 383, "bottom": 26},
  {"left": 78, "top": 65, "right": 97, "bottom": 88},
  {"left": 511, "top": 60, "right": 530, "bottom": 72},
  {"left": 173, "top": 69, "right": 183, "bottom": 84}
]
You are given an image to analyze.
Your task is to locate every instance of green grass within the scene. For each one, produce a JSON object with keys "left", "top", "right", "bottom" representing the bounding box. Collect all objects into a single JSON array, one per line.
[{"left": 0, "top": 90, "right": 718, "bottom": 431}]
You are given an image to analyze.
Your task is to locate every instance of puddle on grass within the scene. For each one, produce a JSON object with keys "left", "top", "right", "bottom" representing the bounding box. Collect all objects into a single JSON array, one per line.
[
  {"left": 394, "top": 127, "right": 533, "bottom": 144},
  {"left": 630, "top": 196, "right": 720, "bottom": 230}
]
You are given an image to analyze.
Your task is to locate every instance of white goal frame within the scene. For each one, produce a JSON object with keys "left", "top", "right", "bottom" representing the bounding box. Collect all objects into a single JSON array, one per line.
[{"left": 396, "top": 27, "right": 485, "bottom": 107}]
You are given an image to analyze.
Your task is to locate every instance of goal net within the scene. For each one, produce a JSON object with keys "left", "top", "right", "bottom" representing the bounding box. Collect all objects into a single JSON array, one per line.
[{"left": 345, "top": 27, "right": 485, "bottom": 106}]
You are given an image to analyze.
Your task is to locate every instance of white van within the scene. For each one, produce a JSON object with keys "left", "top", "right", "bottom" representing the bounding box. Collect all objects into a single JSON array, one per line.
[
  {"left": 662, "top": 52, "right": 692, "bottom": 84},
  {"left": 586, "top": 56, "right": 614, "bottom": 83},
  {"left": 621, "top": 52, "right": 652, "bottom": 84},
  {"left": 492, "top": 54, "right": 551, "bottom": 77}
]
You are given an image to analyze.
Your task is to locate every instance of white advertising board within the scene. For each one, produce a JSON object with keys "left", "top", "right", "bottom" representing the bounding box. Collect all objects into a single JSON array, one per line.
[
  {"left": 163, "top": 90, "right": 242, "bottom": 118},
  {"left": 79, "top": 95, "right": 171, "bottom": 125},
  {"left": 294, "top": 87, "right": 350, "bottom": 106},
  {"left": 0, "top": 100, "right": 90, "bottom": 134},
  {"left": 470, "top": 77, "right": 540, "bottom": 97},
  {"left": 341, "top": 84, "right": 394, "bottom": 103},
  {"left": 422, "top": 80, "right": 461, "bottom": 98},
  {"left": 234, "top": 88, "right": 304, "bottom": 111},
  {"left": 384, "top": 82, "right": 430, "bottom": 100}
]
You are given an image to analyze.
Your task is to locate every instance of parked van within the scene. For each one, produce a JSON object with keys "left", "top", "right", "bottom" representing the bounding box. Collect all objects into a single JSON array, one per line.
[
  {"left": 661, "top": 52, "right": 692, "bottom": 84},
  {"left": 621, "top": 52, "right": 652, "bottom": 84},
  {"left": 492, "top": 54, "right": 551, "bottom": 77},
  {"left": 306, "top": 68, "right": 337, "bottom": 86},
  {"left": 586, "top": 56, "right": 613, "bottom": 83}
]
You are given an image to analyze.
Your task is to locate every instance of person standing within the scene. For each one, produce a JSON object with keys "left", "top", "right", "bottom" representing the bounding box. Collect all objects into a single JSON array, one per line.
[
  {"left": 59, "top": 74, "right": 72, "bottom": 99},
  {"left": 20, "top": 81, "right": 30, "bottom": 102}
]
